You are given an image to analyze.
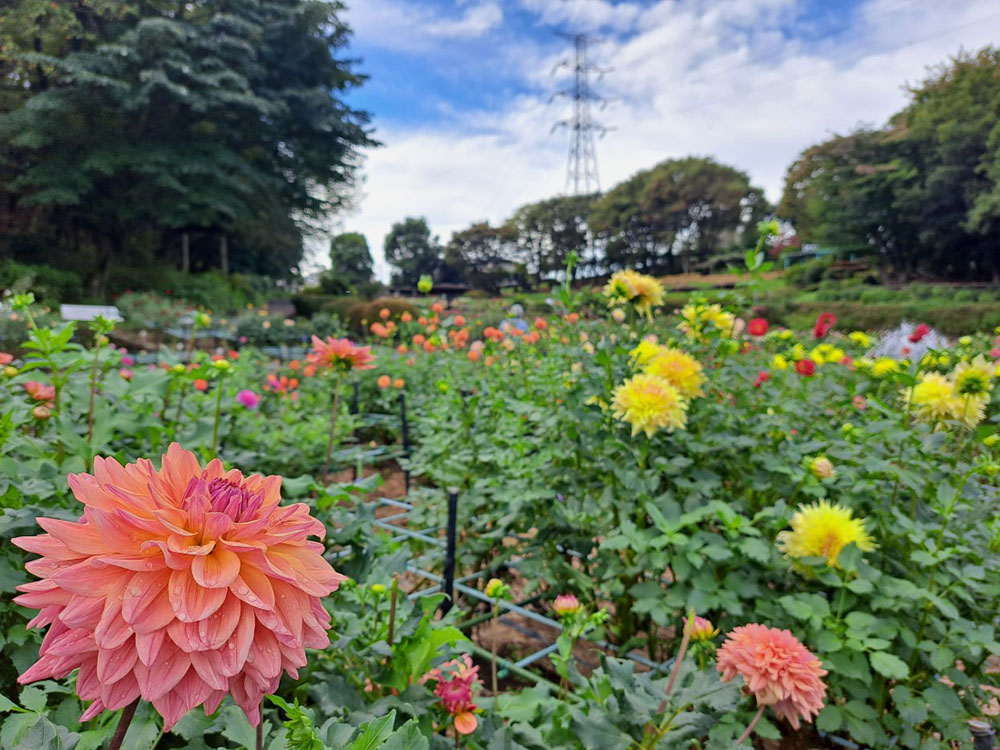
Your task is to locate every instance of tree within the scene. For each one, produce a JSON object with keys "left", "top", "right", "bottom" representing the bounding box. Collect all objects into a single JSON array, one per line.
[
  {"left": 0, "top": 0, "right": 375, "bottom": 295},
  {"left": 321, "top": 232, "right": 373, "bottom": 293},
  {"left": 779, "top": 47, "right": 1000, "bottom": 283},
  {"left": 444, "top": 222, "right": 520, "bottom": 293},
  {"left": 591, "top": 157, "right": 767, "bottom": 274},
  {"left": 505, "top": 194, "right": 597, "bottom": 283},
  {"left": 384, "top": 217, "right": 440, "bottom": 286}
]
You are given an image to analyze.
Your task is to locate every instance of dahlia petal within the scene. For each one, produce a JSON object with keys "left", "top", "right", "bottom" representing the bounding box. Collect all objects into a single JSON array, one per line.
[
  {"left": 231, "top": 566, "right": 275, "bottom": 610},
  {"left": 134, "top": 642, "right": 190, "bottom": 700},
  {"left": 14, "top": 533, "right": 81, "bottom": 561},
  {"left": 58, "top": 594, "right": 105, "bottom": 629},
  {"left": 245, "top": 626, "right": 281, "bottom": 680},
  {"left": 167, "top": 534, "right": 216, "bottom": 557},
  {"left": 135, "top": 630, "right": 167, "bottom": 666},
  {"left": 267, "top": 545, "right": 346, "bottom": 597},
  {"left": 36, "top": 517, "right": 111, "bottom": 556},
  {"left": 25, "top": 557, "right": 73, "bottom": 577},
  {"left": 203, "top": 690, "right": 227, "bottom": 716},
  {"left": 94, "top": 605, "right": 134, "bottom": 650},
  {"left": 220, "top": 605, "right": 256, "bottom": 676},
  {"left": 152, "top": 672, "right": 213, "bottom": 729},
  {"left": 197, "top": 595, "right": 242, "bottom": 650},
  {"left": 79, "top": 699, "right": 106, "bottom": 722},
  {"left": 51, "top": 559, "right": 128, "bottom": 596},
  {"left": 14, "top": 580, "right": 72, "bottom": 609},
  {"left": 201, "top": 512, "right": 234, "bottom": 540},
  {"left": 121, "top": 570, "right": 172, "bottom": 629},
  {"left": 102, "top": 671, "right": 141, "bottom": 710},
  {"left": 190, "top": 650, "right": 230, "bottom": 691},
  {"left": 76, "top": 657, "right": 102, "bottom": 699},
  {"left": 18, "top": 654, "right": 59, "bottom": 684},
  {"left": 97, "top": 639, "right": 138, "bottom": 683},
  {"left": 167, "top": 618, "right": 206, "bottom": 653},
  {"left": 98, "top": 553, "right": 167, "bottom": 572},
  {"left": 152, "top": 508, "right": 194, "bottom": 536},
  {"left": 160, "top": 444, "right": 203, "bottom": 503},
  {"left": 191, "top": 547, "right": 241, "bottom": 589},
  {"left": 44, "top": 628, "right": 96, "bottom": 657},
  {"left": 169, "top": 569, "right": 227, "bottom": 622},
  {"left": 27, "top": 605, "right": 62, "bottom": 629}
]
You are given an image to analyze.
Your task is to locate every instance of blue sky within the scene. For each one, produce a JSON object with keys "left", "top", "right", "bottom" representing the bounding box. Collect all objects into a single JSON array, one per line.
[{"left": 320, "top": 0, "right": 1000, "bottom": 279}]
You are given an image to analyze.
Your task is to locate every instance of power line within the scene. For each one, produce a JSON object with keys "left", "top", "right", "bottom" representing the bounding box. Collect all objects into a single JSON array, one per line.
[{"left": 551, "top": 32, "right": 613, "bottom": 195}]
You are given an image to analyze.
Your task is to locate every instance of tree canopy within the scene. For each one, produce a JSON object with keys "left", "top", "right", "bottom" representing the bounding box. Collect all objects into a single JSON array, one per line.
[
  {"left": 0, "top": 0, "right": 374, "bottom": 295},
  {"left": 778, "top": 46, "right": 1000, "bottom": 282},
  {"left": 384, "top": 217, "right": 441, "bottom": 287}
]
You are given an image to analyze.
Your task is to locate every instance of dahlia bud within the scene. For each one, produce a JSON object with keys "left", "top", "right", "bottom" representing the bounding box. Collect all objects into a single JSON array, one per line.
[
  {"left": 3, "top": 365, "right": 17, "bottom": 378},
  {"left": 685, "top": 613, "right": 720, "bottom": 642},
  {"left": 611, "top": 308, "right": 626, "bottom": 323},
  {"left": 171, "top": 363, "right": 186, "bottom": 374},
  {"left": 417, "top": 275, "right": 433, "bottom": 294},
  {"left": 984, "top": 434, "right": 999, "bottom": 448},
  {"left": 194, "top": 312, "right": 211, "bottom": 328},
  {"left": 370, "top": 583, "right": 387, "bottom": 595},
  {"left": 552, "top": 593, "right": 581, "bottom": 618},
  {"left": 810, "top": 456, "right": 835, "bottom": 479},
  {"left": 212, "top": 359, "right": 231, "bottom": 371},
  {"left": 31, "top": 405, "right": 51, "bottom": 421},
  {"left": 485, "top": 578, "right": 509, "bottom": 599}
]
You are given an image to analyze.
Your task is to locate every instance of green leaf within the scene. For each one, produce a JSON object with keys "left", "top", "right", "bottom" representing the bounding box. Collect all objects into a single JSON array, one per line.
[
  {"left": 816, "top": 705, "right": 843, "bottom": 732},
  {"left": 349, "top": 712, "right": 396, "bottom": 750},
  {"left": 869, "top": 651, "right": 910, "bottom": 680}
]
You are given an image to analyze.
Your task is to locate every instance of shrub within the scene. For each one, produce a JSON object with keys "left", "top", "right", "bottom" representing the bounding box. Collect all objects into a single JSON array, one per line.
[{"left": 0, "top": 261, "right": 85, "bottom": 304}]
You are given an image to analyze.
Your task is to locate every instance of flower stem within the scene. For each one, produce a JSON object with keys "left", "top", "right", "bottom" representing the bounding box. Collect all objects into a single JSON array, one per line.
[
  {"left": 210, "top": 372, "right": 226, "bottom": 455},
  {"left": 491, "top": 603, "right": 499, "bottom": 694},
  {"left": 734, "top": 705, "right": 765, "bottom": 747},
  {"left": 256, "top": 719, "right": 263, "bottom": 750},
  {"left": 387, "top": 575, "right": 398, "bottom": 647},
  {"left": 109, "top": 699, "right": 140, "bottom": 750},
  {"left": 321, "top": 371, "right": 345, "bottom": 483}
]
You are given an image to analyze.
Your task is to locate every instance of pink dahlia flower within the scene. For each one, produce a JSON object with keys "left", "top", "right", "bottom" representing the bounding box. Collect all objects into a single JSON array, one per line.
[
  {"left": 307, "top": 336, "right": 375, "bottom": 372},
  {"left": 236, "top": 389, "right": 260, "bottom": 409},
  {"left": 552, "top": 593, "right": 581, "bottom": 618},
  {"left": 716, "top": 624, "right": 827, "bottom": 730},
  {"left": 421, "top": 654, "right": 482, "bottom": 735},
  {"left": 13, "top": 443, "right": 346, "bottom": 729}
]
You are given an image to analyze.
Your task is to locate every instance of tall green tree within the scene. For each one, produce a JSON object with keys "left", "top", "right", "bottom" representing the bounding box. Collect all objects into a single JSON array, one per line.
[
  {"left": 590, "top": 157, "right": 767, "bottom": 274},
  {"left": 384, "top": 217, "right": 440, "bottom": 286},
  {"left": 506, "top": 194, "right": 597, "bottom": 283},
  {"left": 0, "top": 0, "right": 374, "bottom": 295},
  {"left": 444, "top": 222, "right": 521, "bottom": 293},
  {"left": 321, "top": 232, "right": 373, "bottom": 293}
]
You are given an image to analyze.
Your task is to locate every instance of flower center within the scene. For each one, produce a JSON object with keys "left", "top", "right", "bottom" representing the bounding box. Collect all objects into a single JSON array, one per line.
[{"left": 207, "top": 478, "right": 263, "bottom": 522}]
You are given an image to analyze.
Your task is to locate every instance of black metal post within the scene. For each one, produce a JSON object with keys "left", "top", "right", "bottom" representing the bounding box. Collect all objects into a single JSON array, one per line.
[
  {"left": 440, "top": 487, "right": 459, "bottom": 615},
  {"left": 971, "top": 720, "right": 997, "bottom": 750},
  {"left": 399, "top": 393, "right": 411, "bottom": 494}
]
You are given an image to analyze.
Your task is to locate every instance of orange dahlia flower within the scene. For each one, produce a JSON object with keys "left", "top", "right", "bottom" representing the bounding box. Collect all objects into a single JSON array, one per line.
[
  {"left": 13, "top": 444, "right": 346, "bottom": 729},
  {"left": 716, "top": 624, "right": 827, "bottom": 729},
  {"left": 307, "top": 336, "right": 375, "bottom": 372}
]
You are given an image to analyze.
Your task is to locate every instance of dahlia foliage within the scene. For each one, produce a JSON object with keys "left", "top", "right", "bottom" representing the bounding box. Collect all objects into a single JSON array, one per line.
[{"left": 13, "top": 444, "right": 346, "bottom": 728}]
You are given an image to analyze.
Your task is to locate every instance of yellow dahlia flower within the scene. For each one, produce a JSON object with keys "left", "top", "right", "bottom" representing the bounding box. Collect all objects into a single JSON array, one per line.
[
  {"left": 848, "top": 331, "right": 872, "bottom": 348},
  {"left": 643, "top": 347, "right": 705, "bottom": 399},
  {"left": 610, "top": 374, "right": 687, "bottom": 437},
  {"left": 777, "top": 501, "right": 875, "bottom": 568},
  {"left": 629, "top": 338, "right": 661, "bottom": 367},
  {"left": 871, "top": 358, "right": 900, "bottom": 378},
  {"left": 953, "top": 356, "right": 993, "bottom": 397},
  {"left": 679, "top": 303, "right": 736, "bottom": 340}
]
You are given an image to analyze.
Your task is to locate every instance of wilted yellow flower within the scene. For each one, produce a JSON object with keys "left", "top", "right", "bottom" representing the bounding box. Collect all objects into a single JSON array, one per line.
[
  {"left": 848, "top": 331, "right": 871, "bottom": 348},
  {"left": 610, "top": 374, "right": 687, "bottom": 437},
  {"left": 953, "top": 356, "right": 993, "bottom": 397},
  {"left": 777, "top": 501, "right": 875, "bottom": 567},
  {"left": 871, "top": 358, "right": 900, "bottom": 378},
  {"left": 678, "top": 303, "right": 735, "bottom": 340},
  {"left": 643, "top": 347, "right": 705, "bottom": 399},
  {"left": 603, "top": 270, "right": 663, "bottom": 320}
]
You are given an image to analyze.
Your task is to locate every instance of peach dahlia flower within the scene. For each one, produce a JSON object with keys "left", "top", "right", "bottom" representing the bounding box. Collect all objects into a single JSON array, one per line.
[
  {"left": 307, "top": 336, "right": 375, "bottom": 372},
  {"left": 716, "top": 624, "right": 827, "bottom": 730},
  {"left": 13, "top": 444, "right": 346, "bottom": 729}
]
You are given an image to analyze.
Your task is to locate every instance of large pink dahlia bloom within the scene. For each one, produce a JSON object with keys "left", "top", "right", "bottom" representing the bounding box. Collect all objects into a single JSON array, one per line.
[
  {"left": 716, "top": 624, "right": 827, "bottom": 730},
  {"left": 13, "top": 443, "right": 346, "bottom": 729}
]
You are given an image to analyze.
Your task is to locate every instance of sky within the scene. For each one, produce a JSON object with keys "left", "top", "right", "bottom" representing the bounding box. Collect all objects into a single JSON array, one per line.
[{"left": 316, "top": 0, "right": 1000, "bottom": 281}]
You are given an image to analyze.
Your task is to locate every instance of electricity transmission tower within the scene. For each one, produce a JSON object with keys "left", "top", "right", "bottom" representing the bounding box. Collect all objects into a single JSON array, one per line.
[{"left": 552, "top": 33, "right": 613, "bottom": 195}]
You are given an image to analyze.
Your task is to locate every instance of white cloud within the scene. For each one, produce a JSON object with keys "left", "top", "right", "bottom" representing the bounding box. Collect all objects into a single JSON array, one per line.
[
  {"left": 348, "top": 0, "right": 503, "bottom": 50},
  {"left": 341, "top": 0, "right": 1000, "bottom": 281},
  {"left": 424, "top": 2, "right": 503, "bottom": 38}
]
